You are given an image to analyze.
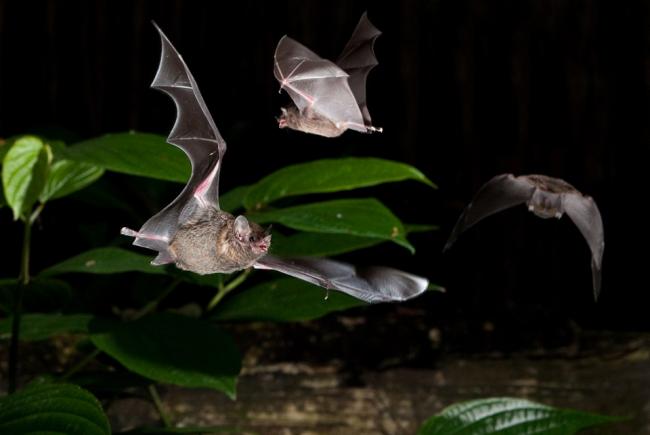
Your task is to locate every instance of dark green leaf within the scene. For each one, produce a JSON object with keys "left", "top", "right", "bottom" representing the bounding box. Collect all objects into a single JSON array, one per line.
[
  {"left": 64, "top": 132, "right": 189, "bottom": 182},
  {"left": 0, "top": 313, "right": 92, "bottom": 341},
  {"left": 0, "top": 278, "right": 73, "bottom": 314},
  {"left": 250, "top": 198, "right": 414, "bottom": 252},
  {"left": 40, "top": 247, "right": 165, "bottom": 276},
  {"left": 220, "top": 184, "right": 251, "bottom": 213},
  {"left": 213, "top": 278, "right": 365, "bottom": 322},
  {"left": 417, "top": 397, "right": 621, "bottom": 435},
  {"left": 2, "top": 136, "right": 50, "bottom": 220},
  {"left": 243, "top": 157, "right": 435, "bottom": 209},
  {"left": 0, "top": 382, "right": 111, "bottom": 435},
  {"left": 270, "top": 231, "right": 383, "bottom": 257},
  {"left": 90, "top": 313, "right": 241, "bottom": 398},
  {"left": 39, "top": 159, "right": 104, "bottom": 202}
]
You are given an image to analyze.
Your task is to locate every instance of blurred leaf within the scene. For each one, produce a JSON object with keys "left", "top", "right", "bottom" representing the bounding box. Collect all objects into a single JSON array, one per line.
[
  {"left": 270, "top": 231, "right": 382, "bottom": 257},
  {"left": 64, "top": 132, "right": 188, "bottom": 182},
  {"left": 251, "top": 198, "right": 414, "bottom": 252},
  {"left": 90, "top": 313, "right": 241, "bottom": 398},
  {"left": 0, "top": 278, "right": 73, "bottom": 314},
  {"left": 2, "top": 136, "right": 50, "bottom": 220},
  {"left": 243, "top": 157, "right": 435, "bottom": 209},
  {"left": 417, "top": 397, "right": 621, "bottom": 435},
  {"left": 0, "top": 382, "right": 111, "bottom": 435},
  {"left": 39, "top": 159, "right": 104, "bottom": 202},
  {"left": 68, "top": 371, "right": 152, "bottom": 395},
  {"left": 213, "top": 278, "right": 364, "bottom": 322},
  {"left": 40, "top": 247, "right": 165, "bottom": 276},
  {"left": 220, "top": 184, "right": 251, "bottom": 213},
  {"left": 0, "top": 313, "right": 92, "bottom": 341}
]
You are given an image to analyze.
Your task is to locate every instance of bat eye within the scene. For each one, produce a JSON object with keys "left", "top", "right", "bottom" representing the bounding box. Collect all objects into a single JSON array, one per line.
[{"left": 249, "top": 236, "right": 255, "bottom": 243}]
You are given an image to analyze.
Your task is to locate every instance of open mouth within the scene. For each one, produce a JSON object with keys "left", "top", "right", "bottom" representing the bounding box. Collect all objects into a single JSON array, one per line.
[{"left": 278, "top": 118, "right": 287, "bottom": 128}]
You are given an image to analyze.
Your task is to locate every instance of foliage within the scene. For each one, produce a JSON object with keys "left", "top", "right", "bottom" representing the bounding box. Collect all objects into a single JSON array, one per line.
[{"left": 417, "top": 397, "right": 621, "bottom": 435}]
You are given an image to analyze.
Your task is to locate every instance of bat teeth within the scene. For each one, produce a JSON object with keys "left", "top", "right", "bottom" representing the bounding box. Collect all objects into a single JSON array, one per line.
[{"left": 528, "top": 205, "right": 535, "bottom": 212}]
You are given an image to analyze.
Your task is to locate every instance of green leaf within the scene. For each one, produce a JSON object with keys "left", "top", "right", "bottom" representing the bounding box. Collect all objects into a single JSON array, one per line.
[
  {"left": 243, "top": 157, "right": 435, "bottom": 210},
  {"left": 40, "top": 247, "right": 166, "bottom": 277},
  {"left": 251, "top": 198, "right": 414, "bottom": 252},
  {"left": 90, "top": 313, "right": 241, "bottom": 398},
  {"left": 270, "top": 231, "right": 383, "bottom": 257},
  {"left": 0, "top": 278, "right": 73, "bottom": 314},
  {"left": 213, "top": 278, "right": 365, "bottom": 322},
  {"left": 0, "top": 313, "right": 92, "bottom": 341},
  {"left": 219, "top": 184, "right": 251, "bottom": 213},
  {"left": 2, "top": 136, "right": 50, "bottom": 220},
  {"left": 64, "top": 132, "right": 189, "bottom": 182},
  {"left": 39, "top": 159, "right": 104, "bottom": 202},
  {"left": 0, "top": 382, "right": 111, "bottom": 435},
  {"left": 417, "top": 397, "right": 621, "bottom": 435}
]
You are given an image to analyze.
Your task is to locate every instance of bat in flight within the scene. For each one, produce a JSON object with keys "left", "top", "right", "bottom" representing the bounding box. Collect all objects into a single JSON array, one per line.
[
  {"left": 273, "top": 12, "right": 383, "bottom": 137},
  {"left": 444, "top": 174, "right": 604, "bottom": 299},
  {"left": 120, "top": 23, "right": 428, "bottom": 304}
]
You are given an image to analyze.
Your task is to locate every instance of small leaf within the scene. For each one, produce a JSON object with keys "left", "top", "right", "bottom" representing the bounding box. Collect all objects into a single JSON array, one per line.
[
  {"left": 243, "top": 157, "right": 435, "bottom": 209},
  {"left": 418, "top": 397, "right": 621, "bottom": 435},
  {"left": 213, "top": 278, "right": 365, "bottom": 322},
  {"left": 270, "top": 231, "right": 383, "bottom": 257},
  {"left": 40, "top": 247, "right": 166, "bottom": 276},
  {"left": 219, "top": 184, "right": 251, "bottom": 213},
  {"left": 0, "top": 313, "right": 92, "bottom": 341},
  {"left": 90, "top": 313, "right": 241, "bottom": 398},
  {"left": 250, "top": 198, "right": 414, "bottom": 252},
  {"left": 39, "top": 159, "right": 104, "bottom": 202},
  {"left": 0, "top": 382, "right": 111, "bottom": 435},
  {"left": 2, "top": 136, "right": 50, "bottom": 220},
  {"left": 64, "top": 132, "right": 189, "bottom": 182}
]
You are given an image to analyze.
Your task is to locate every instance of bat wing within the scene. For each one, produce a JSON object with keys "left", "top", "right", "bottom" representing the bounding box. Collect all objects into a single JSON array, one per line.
[
  {"left": 562, "top": 192, "right": 605, "bottom": 299},
  {"left": 254, "top": 255, "right": 429, "bottom": 303},
  {"left": 124, "top": 23, "right": 226, "bottom": 259},
  {"left": 273, "top": 36, "right": 366, "bottom": 132},
  {"left": 444, "top": 174, "right": 536, "bottom": 251},
  {"left": 336, "top": 12, "right": 381, "bottom": 126}
]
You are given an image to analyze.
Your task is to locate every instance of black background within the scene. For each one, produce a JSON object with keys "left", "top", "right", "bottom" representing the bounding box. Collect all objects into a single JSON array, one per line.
[{"left": 1, "top": 0, "right": 648, "bottom": 350}]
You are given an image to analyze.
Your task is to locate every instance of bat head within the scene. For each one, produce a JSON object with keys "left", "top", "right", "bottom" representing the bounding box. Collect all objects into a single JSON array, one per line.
[
  {"left": 233, "top": 215, "right": 272, "bottom": 256},
  {"left": 277, "top": 106, "right": 299, "bottom": 129},
  {"left": 527, "top": 189, "right": 564, "bottom": 219}
]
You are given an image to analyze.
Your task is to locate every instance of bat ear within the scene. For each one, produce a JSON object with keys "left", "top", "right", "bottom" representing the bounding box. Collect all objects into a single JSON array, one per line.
[
  {"left": 264, "top": 224, "right": 273, "bottom": 236},
  {"left": 234, "top": 215, "right": 251, "bottom": 240},
  {"left": 281, "top": 107, "right": 287, "bottom": 115}
]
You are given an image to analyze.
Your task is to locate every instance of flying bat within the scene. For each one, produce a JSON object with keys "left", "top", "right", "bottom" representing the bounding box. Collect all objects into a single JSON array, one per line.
[
  {"left": 444, "top": 174, "right": 604, "bottom": 299},
  {"left": 273, "top": 12, "right": 383, "bottom": 137},
  {"left": 120, "top": 23, "right": 428, "bottom": 304}
]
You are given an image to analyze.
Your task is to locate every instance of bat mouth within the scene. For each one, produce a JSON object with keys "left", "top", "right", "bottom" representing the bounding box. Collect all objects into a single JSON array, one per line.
[{"left": 277, "top": 117, "right": 287, "bottom": 128}]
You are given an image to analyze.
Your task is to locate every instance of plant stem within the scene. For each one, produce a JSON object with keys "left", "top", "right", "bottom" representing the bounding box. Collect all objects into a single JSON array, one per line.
[
  {"left": 206, "top": 269, "right": 252, "bottom": 311},
  {"left": 8, "top": 219, "right": 33, "bottom": 393},
  {"left": 60, "top": 348, "right": 101, "bottom": 381},
  {"left": 148, "top": 384, "right": 172, "bottom": 427}
]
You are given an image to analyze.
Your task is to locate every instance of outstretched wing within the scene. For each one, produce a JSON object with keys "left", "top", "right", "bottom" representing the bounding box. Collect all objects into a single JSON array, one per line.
[
  {"left": 123, "top": 23, "right": 226, "bottom": 260},
  {"left": 255, "top": 255, "right": 429, "bottom": 303},
  {"left": 336, "top": 12, "right": 381, "bottom": 126},
  {"left": 444, "top": 174, "right": 536, "bottom": 251},
  {"left": 562, "top": 192, "right": 605, "bottom": 299},
  {"left": 273, "top": 35, "right": 366, "bottom": 132}
]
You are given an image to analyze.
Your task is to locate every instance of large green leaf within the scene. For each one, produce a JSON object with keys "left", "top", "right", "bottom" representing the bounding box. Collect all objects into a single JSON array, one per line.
[
  {"left": 0, "top": 382, "right": 111, "bottom": 435},
  {"left": 39, "top": 159, "right": 104, "bottom": 202},
  {"left": 219, "top": 184, "right": 251, "bottom": 213},
  {"left": 270, "top": 231, "right": 383, "bottom": 257},
  {"left": 250, "top": 198, "right": 413, "bottom": 252},
  {"left": 0, "top": 278, "right": 73, "bottom": 314},
  {"left": 213, "top": 278, "right": 365, "bottom": 322},
  {"left": 90, "top": 313, "right": 241, "bottom": 398},
  {"left": 64, "top": 132, "right": 189, "bottom": 182},
  {"left": 243, "top": 157, "right": 435, "bottom": 210},
  {"left": 2, "top": 136, "right": 50, "bottom": 220},
  {"left": 40, "top": 247, "right": 165, "bottom": 276},
  {"left": 417, "top": 397, "right": 620, "bottom": 435},
  {"left": 0, "top": 313, "right": 92, "bottom": 341}
]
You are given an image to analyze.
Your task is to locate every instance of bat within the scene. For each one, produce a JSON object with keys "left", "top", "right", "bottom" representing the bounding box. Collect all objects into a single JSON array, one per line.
[
  {"left": 120, "top": 23, "right": 428, "bottom": 304},
  {"left": 273, "top": 12, "right": 383, "bottom": 137},
  {"left": 444, "top": 174, "right": 604, "bottom": 299}
]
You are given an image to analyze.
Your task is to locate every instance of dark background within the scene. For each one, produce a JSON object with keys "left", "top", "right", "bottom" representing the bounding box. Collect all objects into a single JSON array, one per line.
[{"left": 1, "top": 0, "right": 648, "bottom": 350}]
